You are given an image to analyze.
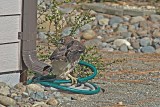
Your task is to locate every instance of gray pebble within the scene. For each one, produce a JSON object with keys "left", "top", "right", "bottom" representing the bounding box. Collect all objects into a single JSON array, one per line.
[
  {"left": 109, "top": 16, "right": 123, "bottom": 26},
  {"left": 141, "top": 46, "right": 156, "bottom": 53},
  {"left": 140, "top": 37, "right": 152, "bottom": 47},
  {"left": 119, "top": 44, "right": 128, "bottom": 52},
  {"left": 80, "top": 24, "right": 92, "bottom": 32},
  {"left": 150, "top": 14, "right": 160, "bottom": 22}
]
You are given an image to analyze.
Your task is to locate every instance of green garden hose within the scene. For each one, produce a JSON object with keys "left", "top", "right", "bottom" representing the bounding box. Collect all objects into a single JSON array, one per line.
[{"left": 27, "top": 60, "right": 101, "bottom": 95}]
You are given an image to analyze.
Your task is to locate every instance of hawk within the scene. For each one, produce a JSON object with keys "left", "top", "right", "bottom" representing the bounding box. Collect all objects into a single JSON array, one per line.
[{"left": 49, "top": 36, "right": 85, "bottom": 84}]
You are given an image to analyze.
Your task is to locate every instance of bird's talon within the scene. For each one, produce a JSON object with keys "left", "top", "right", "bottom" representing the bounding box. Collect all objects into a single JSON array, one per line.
[
  {"left": 67, "top": 74, "right": 78, "bottom": 85},
  {"left": 71, "top": 77, "right": 77, "bottom": 85}
]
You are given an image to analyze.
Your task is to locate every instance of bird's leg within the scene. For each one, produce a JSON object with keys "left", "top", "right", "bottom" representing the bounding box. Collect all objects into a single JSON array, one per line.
[
  {"left": 67, "top": 73, "right": 77, "bottom": 84},
  {"left": 64, "top": 66, "right": 77, "bottom": 85}
]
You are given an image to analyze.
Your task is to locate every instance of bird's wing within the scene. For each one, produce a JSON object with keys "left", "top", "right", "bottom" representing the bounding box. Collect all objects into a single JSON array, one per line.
[
  {"left": 49, "top": 45, "right": 70, "bottom": 76},
  {"left": 65, "top": 40, "right": 86, "bottom": 63},
  {"left": 49, "top": 38, "right": 86, "bottom": 76},
  {"left": 49, "top": 46, "right": 67, "bottom": 61},
  {"left": 51, "top": 60, "right": 69, "bottom": 76},
  {"left": 66, "top": 50, "right": 81, "bottom": 63}
]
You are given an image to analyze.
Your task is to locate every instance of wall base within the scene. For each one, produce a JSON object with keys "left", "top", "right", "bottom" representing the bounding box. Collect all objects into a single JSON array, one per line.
[{"left": 0, "top": 71, "right": 20, "bottom": 86}]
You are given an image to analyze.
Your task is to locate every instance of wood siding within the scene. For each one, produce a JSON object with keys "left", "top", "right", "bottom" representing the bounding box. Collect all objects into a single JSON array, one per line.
[
  {"left": 0, "top": 0, "right": 22, "bottom": 73},
  {"left": 0, "top": 0, "right": 26, "bottom": 86},
  {"left": 0, "top": 15, "right": 21, "bottom": 44},
  {"left": 0, "top": 43, "right": 21, "bottom": 72},
  {"left": 0, "top": 72, "right": 20, "bottom": 86},
  {"left": 0, "top": 0, "right": 21, "bottom": 15}
]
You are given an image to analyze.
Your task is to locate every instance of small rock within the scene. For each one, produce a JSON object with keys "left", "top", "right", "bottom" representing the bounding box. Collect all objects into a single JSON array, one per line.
[
  {"left": 133, "top": 23, "right": 140, "bottom": 30},
  {"left": 119, "top": 44, "right": 128, "bottom": 52},
  {"left": 17, "top": 102, "right": 32, "bottom": 107},
  {"left": 92, "top": 19, "right": 98, "bottom": 27},
  {"left": 131, "top": 31, "right": 138, "bottom": 38},
  {"left": 0, "top": 82, "right": 7, "bottom": 86},
  {"left": 123, "top": 15, "right": 131, "bottom": 22},
  {"left": 14, "top": 95, "right": 22, "bottom": 102},
  {"left": 141, "top": 46, "right": 155, "bottom": 53},
  {"left": 118, "top": 101, "right": 123, "bottom": 105},
  {"left": 113, "top": 39, "right": 131, "bottom": 48},
  {"left": 140, "top": 37, "right": 152, "bottom": 47},
  {"left": 102, "top": 35, "right": 123, "bottom": 43},
  {"left": 128, "top": 25, "right": 136, "bottom": 31},
  {"left": 58, "top": 7, "right": 73, "bottom": 14},
  {"left": 53, "top": 92, "right": 61, "bottom": 98},
  {"left": 26, "top": 84, "right": 44, "bottom": 92},
  {"left": 10, "top": 93, "right": 17, "bottom": 98},
  {"left": 22, "top": 92, "right": 29, "bottom": 97},
  {"left": 139, "top": 21, "right": 148, "bottom": 29},
  {"left": 106, "top": 28, "right": 113, "bottom": 33},
  {"left": 152, "top": 38, "right": 160, "bottom": 49},
  {"left": 82, "top": 30, "right": 96, "bottom": 40},
  {"left": 14, "top": 82, "right": 26, "bottom": 94},
  {"left": 97, "top": 35, "right": 103, "bottom": 39},
  {"left": 153, "top": 43, "right": 160, "bottom": 49},
  {"left": 111, "top": 23, "right": 118, "bottom": 29},
  {"left": 0, "top": 95, "right": 16, "bottom": 106},
  {"left": 146, "top": 6, "right": 156, "bottom": 10},
  {"left": 120, "top": 32, "right": 132, "bottom": 39},
  {"left": 63, "top": 96, "right": 72, "bottom": 101},
  {"left": 96, "top": 14, "right": 104, "bottom": 21},
  {"left": 117, "top": 24, "right": 128, "bottom": 32},
  {"left": 0, "top": 104, "right": 5, "bottom": 107},
  {"left": 80, "top": 24, "right": 92, "bottom": 32},
  {"left": 46, "top": 98, "right": 58, "bottom": 106},
  {"left": 37, "top": 32, "right": 48, "bottom": 42},
  {"left": 103, "top": 47, "right": 114, "bottom": 52},
  {"left": 130, "top": 39, "right": 140, "bottom": 49},
  {"left": 89, "top": 10, "right": 97, "bottom": 15},
  {"left": 84, "top": 38, "right": 102, "bottom": 47},
  {"left": 32, "top": 102, "right": 49, "bottom": 107},
  {"left": 69, "top": 11, "right": 80, "bottom": 23},
  {"left": 37, "top": 0, "right": 47, "bottom": 9},
  {"left": 10, "top": 88, "right": 19, "bottom": 95},
  {"left": 153, "top": 29, "right": 160, "bottom": 38},
  {"left": 98, "top": 29, "right": 105, "bottom": 34},
  {"left": 130, "top": 16, "right": 146, "bottom": 24},
  {"left": 30, "top": 91, "right": 45, "bottom": 101},
  {"left": 98, "top": 18, "right": 109, "bottom": 26},
  {"left": 38, "top": 31, "right": 55, "bottom": 41},
  {"left": 62, "top": 27, "right": 72, "bottom": 37},
  {"left": 150, "top": 14, "right": 160, "bottom": 22},
  {"left": 156, "top": 48, "right": 160, "bottom": 53},
  {"left": 109, "top": 16, "right": 123, "bottom": 26},
  {"left": 137, "top": 30, "right": 148, "bottom": 37},
  {"left": 0, "top": 82, "right": 10, "bottom": 96},
  {"left": 151, "top": 23, "right": 160, "bottom": 29},
  {"left": 49, "top": 87, "right": 58, "bottom": 91},
  {"left": 100, "top": 42, "right": 108, "bottom": 48},
  {"left": 62, "top": 27, "right": 80, "bottom": 37}
]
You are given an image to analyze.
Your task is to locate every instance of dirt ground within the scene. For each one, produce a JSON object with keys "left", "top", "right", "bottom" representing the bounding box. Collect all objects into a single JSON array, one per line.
[{"left": 59, "top": 51, "right": 160, "bottom": 107}]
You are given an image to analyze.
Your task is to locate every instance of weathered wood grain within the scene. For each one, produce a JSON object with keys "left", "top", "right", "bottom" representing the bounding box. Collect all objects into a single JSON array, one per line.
[
  {"left": 0, "top": 15, "right": 21, "bottom": 43},
  {"left": 0, "top": 0, "right": 21, "bottom": 15},
  {"left": 0, "top": 42, "right": 21, "bottom": 72}
]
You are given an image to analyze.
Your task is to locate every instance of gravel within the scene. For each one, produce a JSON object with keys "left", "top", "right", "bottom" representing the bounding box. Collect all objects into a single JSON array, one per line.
[{"left": 58, "top": 52, "right": 160, "bottom": 107}]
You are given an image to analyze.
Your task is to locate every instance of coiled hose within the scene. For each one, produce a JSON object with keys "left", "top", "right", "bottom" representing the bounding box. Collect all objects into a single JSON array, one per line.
[{"left": 27, "top": 60, "right": 101, "bottom": 95}]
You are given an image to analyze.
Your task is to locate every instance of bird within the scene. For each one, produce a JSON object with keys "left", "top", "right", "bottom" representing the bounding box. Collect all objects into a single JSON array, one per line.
[{"left": 49, "top": 36, "right": 86, "bottom": 84}]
